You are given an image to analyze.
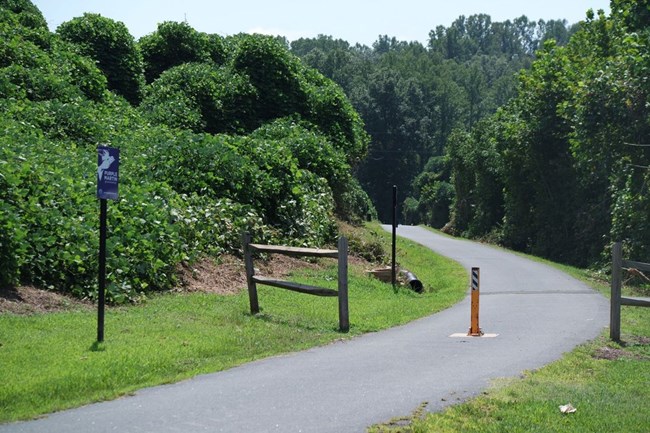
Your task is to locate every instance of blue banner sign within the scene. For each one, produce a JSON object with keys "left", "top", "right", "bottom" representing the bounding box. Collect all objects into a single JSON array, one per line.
[{"left": 97, "top": 146, "right": 119, "bottom": 200}]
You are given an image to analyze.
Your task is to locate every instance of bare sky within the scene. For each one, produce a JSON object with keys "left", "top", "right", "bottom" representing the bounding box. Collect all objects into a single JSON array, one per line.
[{"left": 32, "top": 0, "right": 612, "bottom": 46}]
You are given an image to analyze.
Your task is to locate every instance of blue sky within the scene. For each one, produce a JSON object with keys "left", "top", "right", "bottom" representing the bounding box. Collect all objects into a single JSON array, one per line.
[{"left": 31, "top": 0, "right": 611, "bottom": 46}]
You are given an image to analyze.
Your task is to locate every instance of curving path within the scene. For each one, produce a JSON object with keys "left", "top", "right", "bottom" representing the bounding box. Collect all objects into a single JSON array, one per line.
[{"left": 1, "top": 226, "right": 608, "bottom": 433}]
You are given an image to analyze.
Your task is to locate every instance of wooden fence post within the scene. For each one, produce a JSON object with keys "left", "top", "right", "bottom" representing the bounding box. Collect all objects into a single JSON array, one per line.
[
  {"left": 242, "top": 232, "right": 259, "bottom": 315},
  {"left": 338, "top": 236, "right": 349, "bottom": 333},
  {"left": 610, "top": 241, "right": 622, "bottom": 341}
]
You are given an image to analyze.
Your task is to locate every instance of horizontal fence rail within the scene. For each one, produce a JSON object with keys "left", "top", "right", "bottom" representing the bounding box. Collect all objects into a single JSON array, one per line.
[
  {"left": 610, "top": 242, "right": 650, "bottom": 341},
  {"left": 248, "top": 243, "right": 340, "bottom": 259},
  {"left": 242, "top": 233, "right": 349, "bottom": 332}
]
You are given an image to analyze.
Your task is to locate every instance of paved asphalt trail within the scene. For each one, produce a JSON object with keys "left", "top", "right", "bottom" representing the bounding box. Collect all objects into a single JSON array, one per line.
[{"left": 1, "top": 226, "right": 609, "bottom": 433}]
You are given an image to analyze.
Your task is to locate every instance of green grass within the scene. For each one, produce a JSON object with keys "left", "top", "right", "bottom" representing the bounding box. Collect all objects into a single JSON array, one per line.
[
  {"left": 400, "top": 335, "right": 650, "bottom": 433},
  {"left": 0, "top": 223, "right": 467, "bottom": 423},
  {"left": 371, "top": 226, "right": 650, "bottom": 433}
]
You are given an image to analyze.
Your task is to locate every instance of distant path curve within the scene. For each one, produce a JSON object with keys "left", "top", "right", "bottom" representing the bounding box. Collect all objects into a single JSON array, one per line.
[{"left": 0, "top": 226, "right": 608, "bottom": 433}]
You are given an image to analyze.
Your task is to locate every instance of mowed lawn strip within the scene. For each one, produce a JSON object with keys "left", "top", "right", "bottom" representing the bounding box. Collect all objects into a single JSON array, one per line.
[{"left": 0, "top": 223, "right": 467, "bottom": 423}]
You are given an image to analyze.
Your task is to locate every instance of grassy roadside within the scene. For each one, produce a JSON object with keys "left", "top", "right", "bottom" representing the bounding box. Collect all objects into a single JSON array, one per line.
[
  {"left": 371, "top": 227, "right": 650, "bottom": 433},
  {"left": 0, "top": 223, "right": 467, "bottom": 423}
]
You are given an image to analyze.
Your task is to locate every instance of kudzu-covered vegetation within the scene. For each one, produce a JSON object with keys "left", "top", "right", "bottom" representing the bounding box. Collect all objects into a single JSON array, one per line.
[
  {"left": 5, "top": 0, "right": 645, "bottom": 303},
  {"left": 0, "top": 0, "right": 374, "bottom": 301}
]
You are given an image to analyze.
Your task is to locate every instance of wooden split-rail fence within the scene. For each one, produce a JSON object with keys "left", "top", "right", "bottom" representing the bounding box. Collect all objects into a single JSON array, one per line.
[
  {"left": 610, "top": 241, "right": 650, "bottom": 341},
  {"left": 242, "top": 233, "right": 349, "bottom": 332}
]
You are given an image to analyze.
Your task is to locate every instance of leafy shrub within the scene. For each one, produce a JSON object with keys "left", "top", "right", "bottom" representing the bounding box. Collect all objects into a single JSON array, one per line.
[
  {"left": 0, "top": 121, "right": 97, "bottom": 295},
  {"left": 172, "top": 194, "right": 266, "bottom": 257},
  {"left": 339, "top": 221, "right": 387, "bottom": 263},
  {"left": 249, "top": 118, "right": 375, "bottom": 223},
  {"left": 288, "top": 171, "right": 337, "bottom": 246},
  {"left": 4, "top": 99, "right": 108, "bottom": 145},
  {"left": 50, "top": 41, "right": 107, "bottom": 101},
  {"left": 0, "top": 14, "right": 51, "bottom": 67},
  {"left": 0, "top": 200, "right": 24, "bottom": 287},
  {"left": 233, "top": 134, "right": 310, "bottom": 225},
  {"left": 140, "top": 63, "right": 257, "bottom": 134},
  {"left": 333, "top": 175, "right": 377, "bottom": 224},
  {"left": 232, "top": 34, "right": 308, "bottom": 124},
  {"left": 103, "top": 181, "right": 186, "bottom": 302},
  {"left": 0, "top": 20, "right": 107, "bottom": 102},
  {"left": 207, "top": 33, "right": 227, "bottom": 65},
  {"left": 0, "top": 0, "right": 47, "bottom": 30},
  {"left": 139, "top": 21, "right": 211, "bottom": 83},
  {"left": 133, "top": 128, "right": 260, "bottom": 204},
  {"left": 250, "top": 118, "right": 348, "bottom": 184},
  {"left": 139, "top": 31, "right": 368, "bottom": 169},
  {"left": 0, "top": 139, "right": 29, "bottom": 287},
  {"left": 302, "top": 69, "right": 369, "bottom": 165},
  {"left": 57, "top": 13, "right": 145, "bottom": 104}
]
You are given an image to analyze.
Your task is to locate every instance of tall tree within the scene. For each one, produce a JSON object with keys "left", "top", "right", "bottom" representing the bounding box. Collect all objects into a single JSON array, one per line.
[
  {"left": 443, "top": 1, "right": 650, "bottom": 265},
  {"left": 292, "top": 15, "right": 571, "bottom": 224}
]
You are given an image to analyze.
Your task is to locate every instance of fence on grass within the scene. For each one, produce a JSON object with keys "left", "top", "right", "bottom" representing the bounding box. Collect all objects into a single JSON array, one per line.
[
  {"left": 610, "top": 241, "right": 650, "bottom": 341},
  {"left": 242, "top": 233, "right": 349, "bottom": 332}
]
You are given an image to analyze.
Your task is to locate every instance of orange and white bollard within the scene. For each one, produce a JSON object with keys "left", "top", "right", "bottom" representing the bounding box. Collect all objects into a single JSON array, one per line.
[{"left": 468, "top": 267, "right": 483, "bottom": 336}]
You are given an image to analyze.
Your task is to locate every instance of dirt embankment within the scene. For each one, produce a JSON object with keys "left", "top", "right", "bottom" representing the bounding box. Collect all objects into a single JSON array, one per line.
[{"left": 0, "top": 254, "right": 327, "bottom": 315}]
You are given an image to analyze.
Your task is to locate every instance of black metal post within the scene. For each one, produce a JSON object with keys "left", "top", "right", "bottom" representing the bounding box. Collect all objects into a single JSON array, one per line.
[
  {"left": 98, "top": 199, "right": 107, "bottom": 342},
  {"left": 610, "top": 241, "right": 622, "bottom": 341},
  {"left": 338, "top": 236, "right": 349, "bottom": 332},
  {"left": 391, "top": 185, "right": 397, "bottom": 287}
]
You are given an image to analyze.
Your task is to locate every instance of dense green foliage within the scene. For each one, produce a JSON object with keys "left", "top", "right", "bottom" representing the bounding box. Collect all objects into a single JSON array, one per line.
[
  {"left": 0, "top": 1, "right": 372, "bottom": 300},
  {"left": 139, "top": 21, "right": 222, "bottom": 83},
  {"left": 293, "top": 2, "right": 648, "bottom": 266},
  {"left": 442, "top": 1, "right": 650, "bottom": 265},
  {"left": 140, "top": 33, "right": 369, "bottom": 165},
  {"left": 140, "top": 62, "right": 257, "bottom": 134},
  {"left": 56, "top": 13, "right": 145, "bottom": 105},
  {"left": 0, "top": 0, "right": 45, "bottom": 29},
  {"left": 292, "top": 16, "right": 575, "bottom": 222},
  {"left": 3, "top": 0, "right": 646, "bottom": 298}
]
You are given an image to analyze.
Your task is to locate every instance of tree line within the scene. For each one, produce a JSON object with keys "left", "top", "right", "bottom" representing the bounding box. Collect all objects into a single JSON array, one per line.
[
  {"left": 290, "top": 14, "right": 575, "bottom": 223},
  {"left": 292, "top": 1, "right": 649, "bottom": 266},
  {"left": 443, "top": 1, "right": 650, "bottom": 266}
]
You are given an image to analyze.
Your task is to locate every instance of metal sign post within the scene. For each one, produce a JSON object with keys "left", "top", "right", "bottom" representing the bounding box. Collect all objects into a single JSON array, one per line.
[
  {"left": 98, "top": 199, "right": 107, "bottom": 342},
  {"left": 97, "top": 146, "right": 119, "bottom": 342},
  {"left": 391, "top": 185, "right": 397, "bottom": 288}
]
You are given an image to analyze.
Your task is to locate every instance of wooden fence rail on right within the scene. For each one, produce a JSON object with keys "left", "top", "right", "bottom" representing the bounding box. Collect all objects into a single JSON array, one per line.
[{"left": 610, "top": 242, "right": 650, "bottom": 341}]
